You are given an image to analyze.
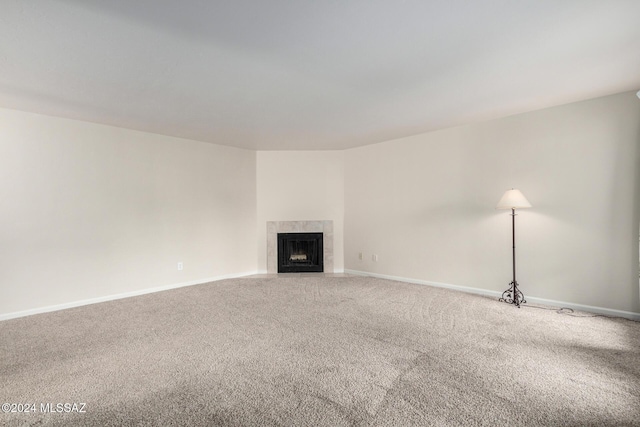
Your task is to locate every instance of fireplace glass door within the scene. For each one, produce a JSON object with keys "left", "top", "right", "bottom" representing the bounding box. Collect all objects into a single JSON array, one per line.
[{"left": 277, "top": 232, "right": 323, "bottom": 273}]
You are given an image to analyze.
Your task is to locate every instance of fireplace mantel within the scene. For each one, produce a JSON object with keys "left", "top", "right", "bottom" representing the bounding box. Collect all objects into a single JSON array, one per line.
[{"left": 267, "top": 221, "right": 333, "bottom": 274}]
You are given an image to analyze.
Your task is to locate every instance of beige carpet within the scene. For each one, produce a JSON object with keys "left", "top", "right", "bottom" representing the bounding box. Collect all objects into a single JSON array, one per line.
[{"left": 1, "top": 276, "right": 639, "bottom": 426}]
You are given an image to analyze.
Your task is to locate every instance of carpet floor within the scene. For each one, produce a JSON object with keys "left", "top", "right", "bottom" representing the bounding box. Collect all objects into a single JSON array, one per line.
[{"left": 1, "top": 276, "right": 639, "bottom": 426}]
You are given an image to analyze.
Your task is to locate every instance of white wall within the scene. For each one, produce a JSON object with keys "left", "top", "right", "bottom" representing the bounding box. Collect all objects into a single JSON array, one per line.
[
  {"left": 344, "top": 91, "right": 640, "bottom": 313},
  {"left": 256, "top": 151, "right": 344, "bottom": 272},
  {"left": 3, "top": 91, "right": 639, "bottom": 318},
  {"left": 0, "top": 108, "right": 257, "bottom": 317}
]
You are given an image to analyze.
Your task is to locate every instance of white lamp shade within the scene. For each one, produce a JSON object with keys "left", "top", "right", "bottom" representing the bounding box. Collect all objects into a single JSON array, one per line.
[{"left": 496, "top": 189, "right": 532, "bottom": 209}]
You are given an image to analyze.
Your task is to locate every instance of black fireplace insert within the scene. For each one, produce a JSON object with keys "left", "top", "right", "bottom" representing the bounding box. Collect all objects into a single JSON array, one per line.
[{"left": 277, "top": 232, "right": 323, "bottom": 273}]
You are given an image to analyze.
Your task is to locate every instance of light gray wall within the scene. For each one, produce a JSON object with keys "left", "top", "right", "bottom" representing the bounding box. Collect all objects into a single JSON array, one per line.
[
  {"left": 0, "top": 108, "right": 257, "bottom": 317},
  {"left": 344, "top": 91, "right": 640, "bottom": 313},
  {"left": 256, "top": 151, "right": 345, "bottom": 272}
]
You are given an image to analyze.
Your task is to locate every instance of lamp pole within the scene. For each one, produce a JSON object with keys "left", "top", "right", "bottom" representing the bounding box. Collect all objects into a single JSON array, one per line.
[
  {"left": 500, "top": 207, "right": 525, "bottom": 307},
  {"left": 512, "top": 208, "right": 516, "bottom": 286},
  {"left": 496, "top": 189, "right": 531, "bottom": 307}
]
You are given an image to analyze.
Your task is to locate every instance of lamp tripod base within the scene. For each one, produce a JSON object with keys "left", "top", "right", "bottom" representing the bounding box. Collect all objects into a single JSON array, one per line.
[{"left": 499, "top": 281, "right": 526, "bottom": 307}]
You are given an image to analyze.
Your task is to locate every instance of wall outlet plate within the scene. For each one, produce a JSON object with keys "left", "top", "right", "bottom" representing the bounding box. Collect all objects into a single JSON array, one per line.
[{"left": 177, "top": 262, "right": 183, "bottom": 271}]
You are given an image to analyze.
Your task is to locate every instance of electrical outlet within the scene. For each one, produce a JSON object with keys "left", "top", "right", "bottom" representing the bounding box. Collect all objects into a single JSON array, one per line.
[
  {"left": 372, "top": 254, "right": 378, "bottom": 262},
  {"left": 358, "top": 252, "right": 363, "bottom": 261},
  {"left": 177, "top": 262, "right": 183, "bottom": 271}
]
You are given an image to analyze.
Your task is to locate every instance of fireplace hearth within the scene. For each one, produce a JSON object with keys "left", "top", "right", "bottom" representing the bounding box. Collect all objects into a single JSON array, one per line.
[{"left": 278, "top": 232, "right": 323, "bottom": 273}]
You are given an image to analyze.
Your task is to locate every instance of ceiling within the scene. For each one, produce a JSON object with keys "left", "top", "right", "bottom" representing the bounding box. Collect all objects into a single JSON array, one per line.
[{"left": 2, "top": 0, "right": 640, "bottom": 151}]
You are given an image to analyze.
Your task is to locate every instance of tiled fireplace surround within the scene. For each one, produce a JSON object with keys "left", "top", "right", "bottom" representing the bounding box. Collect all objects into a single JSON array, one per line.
[{"left": 267, "top": 220, "right": 334, "bottom": 274}]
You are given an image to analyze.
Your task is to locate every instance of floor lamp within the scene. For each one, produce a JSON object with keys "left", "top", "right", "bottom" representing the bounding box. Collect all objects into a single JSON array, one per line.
[{"left": 496, "top": 189, "right": 532, "bottom": 307}]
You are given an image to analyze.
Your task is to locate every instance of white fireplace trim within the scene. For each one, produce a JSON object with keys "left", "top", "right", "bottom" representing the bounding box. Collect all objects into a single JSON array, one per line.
[{"left": 267, "top": 220, "right": 334, "bottom": 274}]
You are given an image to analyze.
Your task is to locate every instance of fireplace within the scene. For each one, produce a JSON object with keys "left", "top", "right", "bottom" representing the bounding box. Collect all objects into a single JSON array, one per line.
[
  {"left": 277, "top": 232, "right": 324, "bottom": 273},
  {"left": 267, "top": 220, "right": 333, "bottom": 274}
]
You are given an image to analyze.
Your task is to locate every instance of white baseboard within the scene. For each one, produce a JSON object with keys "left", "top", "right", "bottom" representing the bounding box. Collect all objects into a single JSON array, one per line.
[
  {"left": 6, "top": 270, "right": 638, "bottom": 322},
  {"left": 344, "top": 269, "right": 640, "bottom": 321},
  {"left": 0, "top": 271, "right": 258, "bottom": 322}
]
